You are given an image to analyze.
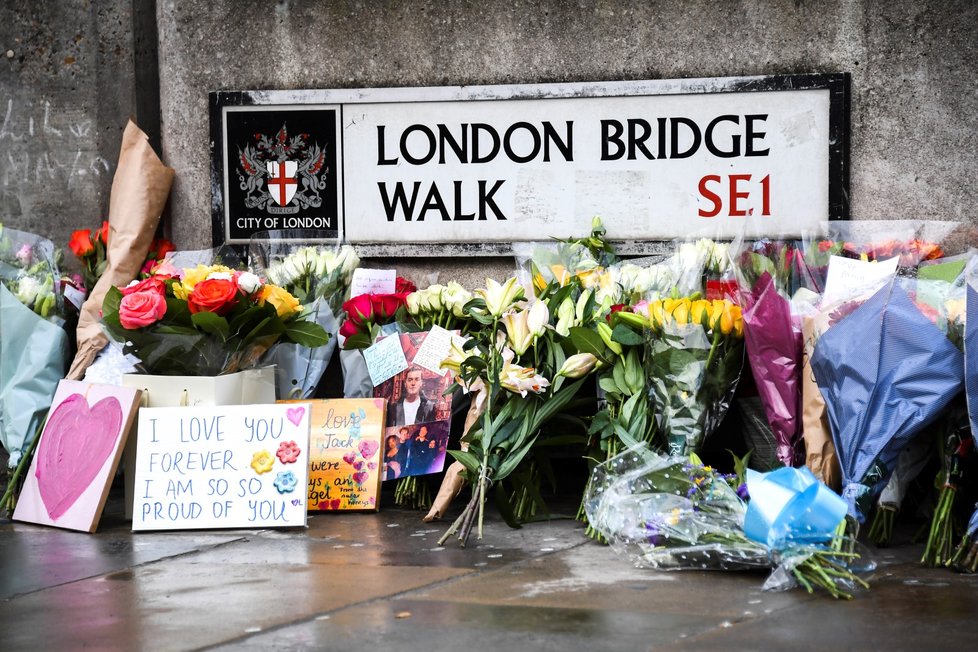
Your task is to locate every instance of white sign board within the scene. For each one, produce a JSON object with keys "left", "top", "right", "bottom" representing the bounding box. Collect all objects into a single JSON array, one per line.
[
  {"left": 213, "top": 74, "right": 848, "bottom": 253},
  {"left": 132, "top": 403, "right": 311, "bottom": 531}
]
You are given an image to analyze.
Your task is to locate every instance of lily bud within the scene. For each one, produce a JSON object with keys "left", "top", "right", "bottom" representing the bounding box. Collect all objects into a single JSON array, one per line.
[{"left": 557, "top": 352, "right": 598, "bottom": 379}]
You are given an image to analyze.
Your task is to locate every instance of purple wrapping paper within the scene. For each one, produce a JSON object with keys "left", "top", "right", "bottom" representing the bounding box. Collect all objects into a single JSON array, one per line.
[{"left": 742, "top": 272, "right": 803, "bottom": 466}]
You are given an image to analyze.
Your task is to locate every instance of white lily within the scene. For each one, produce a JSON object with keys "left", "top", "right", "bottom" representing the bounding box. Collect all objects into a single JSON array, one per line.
[{"left": 478, "top": 276, "right": 524, "bottom": 317}]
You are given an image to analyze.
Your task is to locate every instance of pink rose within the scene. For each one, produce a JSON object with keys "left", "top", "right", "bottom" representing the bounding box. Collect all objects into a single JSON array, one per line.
[
  {"left": 121, "top": 276, "right": 167, "bottom": 296},
  {"left": 119, "top": 290, "right": 167, "bottom": 328}
]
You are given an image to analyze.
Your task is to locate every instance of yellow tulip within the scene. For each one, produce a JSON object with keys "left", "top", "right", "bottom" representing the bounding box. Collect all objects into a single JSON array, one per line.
[
  {"left": 650, "top": 300, "right": 665, "bottom": 327},
  {"left": 672, "top": 299, "right": 690, "bottom": 325},
  {"left": 719, "top": 306, "right": 734, "bottom": 335},
  {"left": 550, "top": 264, "right": 570, "bottom": 287}
]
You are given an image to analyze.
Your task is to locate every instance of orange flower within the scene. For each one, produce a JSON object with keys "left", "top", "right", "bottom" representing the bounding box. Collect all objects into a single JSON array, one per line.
[
  {"left": 188, "top": 278, "right": 239, "bottom": 315},
  {"left": 96, "top": 220, "right": 110, "bottom": 245},
  {"left": 150, "top": 237, "right": 176, "bottom": 260},
  {"left": 68, "top": 229, "right": 94, "bottom": 257}
]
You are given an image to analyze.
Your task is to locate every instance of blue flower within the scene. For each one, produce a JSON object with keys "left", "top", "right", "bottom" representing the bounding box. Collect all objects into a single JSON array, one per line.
[{"left": 274, "top": 470, "right": 298, "bottom": 494}]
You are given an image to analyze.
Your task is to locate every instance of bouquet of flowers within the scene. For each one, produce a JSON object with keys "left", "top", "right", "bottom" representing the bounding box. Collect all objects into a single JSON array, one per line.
[
  {"left": 0, "top": 224, "right": 71, "bottom": 512},
  {"left": 811, "top": 278, "right": 964, "bottom": 526},
  {"left": 437, "top": 276, "right": 598, "bottom": 545},
  {"left": 732, "top": 238, "right": 821, "bottom": 467},
  {"left": 68, "top": 220, "right": 175, "bottom": 292},
  {"left": 584, "top": 443, "right": 873, "bottom": 599},
  {"left": 100, "top": 262, "right": 329, "bottom": 376},
  {"left": 643, "top": 296, "right": 744, "bottom": 457},
  {"left": 404, "top": 281, "right": 475, "bottom": 332},
  {"left": 339, "top": 277, "right": 416, "bottom": 349},
  {"left": 250, "top": 235, "right": 359, "bottom": 398}
]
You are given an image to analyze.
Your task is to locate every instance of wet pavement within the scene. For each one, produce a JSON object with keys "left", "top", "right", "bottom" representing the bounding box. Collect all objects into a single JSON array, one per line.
[{"left": 2, "top": 487, "right": 977, "bottom": 651}]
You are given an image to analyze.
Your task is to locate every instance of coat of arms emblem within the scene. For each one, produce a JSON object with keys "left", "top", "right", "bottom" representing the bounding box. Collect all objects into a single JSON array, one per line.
[{"left": 236, "top": 124, "right": 328, "bottom": 215}]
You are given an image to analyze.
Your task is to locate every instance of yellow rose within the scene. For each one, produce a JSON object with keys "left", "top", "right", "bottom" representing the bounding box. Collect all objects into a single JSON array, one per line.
[{"left": 259, "top": 284, "right": 300, "bottom": 317}]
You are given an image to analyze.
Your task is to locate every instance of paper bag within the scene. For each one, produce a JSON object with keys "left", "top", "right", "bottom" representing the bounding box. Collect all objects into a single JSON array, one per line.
[
  {"left": 68, "top": 120, "right": 175, "bottom": 380},
  {"left": 801, "top": 315, "right": 841, "bottom": 490},
  {"left": 120, "top": 367, "right": 276, "bottom": 517}
]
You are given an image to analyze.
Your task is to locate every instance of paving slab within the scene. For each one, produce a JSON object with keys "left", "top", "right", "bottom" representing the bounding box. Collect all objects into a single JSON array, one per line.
[{"left": 2, "top": 490, "right": 977, "bottom": 651}]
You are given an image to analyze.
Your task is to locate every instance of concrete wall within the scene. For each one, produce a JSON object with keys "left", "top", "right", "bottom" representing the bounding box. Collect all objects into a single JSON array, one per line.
[
  {"left": 2, "top": 1, "right": 976, "bottom": 279},
  {"left": 0, "top": 0, "right": 153, "bottom": 255}
]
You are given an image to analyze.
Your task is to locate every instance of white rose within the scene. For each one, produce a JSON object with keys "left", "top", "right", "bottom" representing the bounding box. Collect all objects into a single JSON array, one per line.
[
  {"left": 237, "top": 271, "right": 262, "bottom": 294},
  {"left": 206, "top": 271, "right": 234, "bottom": 282}
]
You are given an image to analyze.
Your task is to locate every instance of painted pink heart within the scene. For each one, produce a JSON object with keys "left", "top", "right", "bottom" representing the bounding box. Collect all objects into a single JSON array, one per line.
[
  {"left": 358, "top": 440, "right": 379, "bottom": 460},
  {"left": 35, "top": 393, "right": 123, "bottom": 521},
  {"left": 286, "top": 406, "right": 305, "bottom": 427},
  {"left": 352, "top": 471, "right": 369, "bottom": 485},
  {"left": 342, "top": 452, "right": 356, "bottom": 465},
  {"left": 353, "top": 460, "right": 364, "bottom": 471},
  {"left": 368, "top": 462, "right": 377, "bottom": 471},
  {"left": 330, "top": 498, "right": 341, "bottom": 510}
]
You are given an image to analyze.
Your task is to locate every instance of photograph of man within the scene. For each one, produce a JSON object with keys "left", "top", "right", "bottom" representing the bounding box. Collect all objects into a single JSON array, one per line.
[{"left": 386, "top": 366, "right": 437, "bottom": 427}]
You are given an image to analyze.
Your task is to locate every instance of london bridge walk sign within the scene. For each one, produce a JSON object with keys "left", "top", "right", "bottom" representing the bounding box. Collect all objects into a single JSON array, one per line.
[{"left": 210, "top": 73, "right": 848, "bottom": 255}]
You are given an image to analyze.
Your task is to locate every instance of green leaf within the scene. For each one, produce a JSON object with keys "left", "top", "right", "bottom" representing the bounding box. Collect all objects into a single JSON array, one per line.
[
  {"left": 611, "top": 322, "right": 644, "bottom": 346},
  {"left": 447, "top": 450, "right": 482, "bottom": 474},
  {"left": 190, "top": 311, "right": 230, "bottom": 340},
  {"left": 495, "top": 434, "right": 539, "bottom": 481},
  {"left": 154, "top": 325, "right": 201, "bottom": 336},
  {"left": 285, "top": 320, "right": 330, "bottom": 347},
  {"left": 342, "top": 333, "right": 373, "bottom": 350},
  {"left": 532, "top": 378, "right": 587, "bottom": 431},
  {"left": 612, "top": 359, "right": 630, "bottom": 396},
  {"left": 598, "top": 376, "right": 623, "bottom": 398},
  {"left": 102, "top": 285, "right": 123, "bottom": 318},
  {"left": 568, "top": 326, "right": 607, "bottom": 359}
]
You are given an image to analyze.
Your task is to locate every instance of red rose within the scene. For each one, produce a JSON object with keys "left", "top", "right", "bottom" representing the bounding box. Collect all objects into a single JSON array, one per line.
[
  {"left": 817, "top": 240, "right": 833, "bottom": 253},
  {"left": 395, "top": 276, "right": 417, "bottom": 293},
  {"left": 149, "top": 237, "right": 176, "bottom": 260},
  {"left": 372, "top": 293, "right": 406, "bottom": 320},
  {"left": 343, "top": 294, "right": 375, "bottom": 326},
  {"left": 119, "top": 290, "right": 167, "bottom": 329},
  {"left": 188, "top": 278, "right": 239, "bottom": 315},
  {"left": 339, "top": 318, "right": 361, "bottom": 339},
  {"left": 120, "top": 276, "right": 167, "bottom": 296},
  {"left": 68, "top": 229, "right": 94, "bottom": 257},
  {"left": 96, "top": 220, "right": 110, "bottom": 245}
]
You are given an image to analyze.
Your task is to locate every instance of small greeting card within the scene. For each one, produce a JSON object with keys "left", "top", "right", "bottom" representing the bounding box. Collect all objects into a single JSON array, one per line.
[{"left": 282, "top": 398, "right": 387, "bottom": 511}]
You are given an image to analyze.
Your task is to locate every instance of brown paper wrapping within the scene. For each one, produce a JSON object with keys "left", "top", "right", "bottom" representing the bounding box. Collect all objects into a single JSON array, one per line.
[
  {"left": 423, "top": 390, "right": 485, "bottom": 522},
  {"left": 801, "top": 315, "right": 841, "bottom": 491},
  {"left": 67, "top": 120, "right": 175, "bottom": 380}
]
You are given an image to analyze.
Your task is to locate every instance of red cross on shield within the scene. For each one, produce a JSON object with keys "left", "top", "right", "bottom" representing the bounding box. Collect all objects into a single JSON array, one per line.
[{"left": 266, "top": 160, "right": 298, "bottom": 207}]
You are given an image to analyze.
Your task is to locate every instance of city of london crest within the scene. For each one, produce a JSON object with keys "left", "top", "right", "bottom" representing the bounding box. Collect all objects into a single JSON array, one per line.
[{"left": 236, "top": 124, "right": 328, "bottom": 215}]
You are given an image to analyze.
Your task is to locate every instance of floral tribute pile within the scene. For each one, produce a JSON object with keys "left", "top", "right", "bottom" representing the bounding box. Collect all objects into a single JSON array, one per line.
[{"left": 3, "top": 215, "right": 978, "bottom": 599}]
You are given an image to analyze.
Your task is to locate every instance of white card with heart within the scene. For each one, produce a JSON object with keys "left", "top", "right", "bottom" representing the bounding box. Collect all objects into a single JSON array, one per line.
[
  {"left": 13, "top": 380, "right": 142, "bottom": 532},
  {"left": 130, "top": 403, "right": 311, "bottom": 531}
]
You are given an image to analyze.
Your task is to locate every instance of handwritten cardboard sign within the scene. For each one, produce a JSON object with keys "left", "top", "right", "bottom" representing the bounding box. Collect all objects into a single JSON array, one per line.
[
  {"left": 131, "top": 403, "right": 311, "bottom": 531},
  {"left": 14, "top": 380, "right": 141, "bottom": 532},
  {"left": 284, "top": 398, "right": 386, "bottom": 511}
]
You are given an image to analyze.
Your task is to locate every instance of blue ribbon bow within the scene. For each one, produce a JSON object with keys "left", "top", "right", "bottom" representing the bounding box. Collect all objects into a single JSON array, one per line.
[{"left": 743, "top": 466, "right": 847, "bottom": 550}]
